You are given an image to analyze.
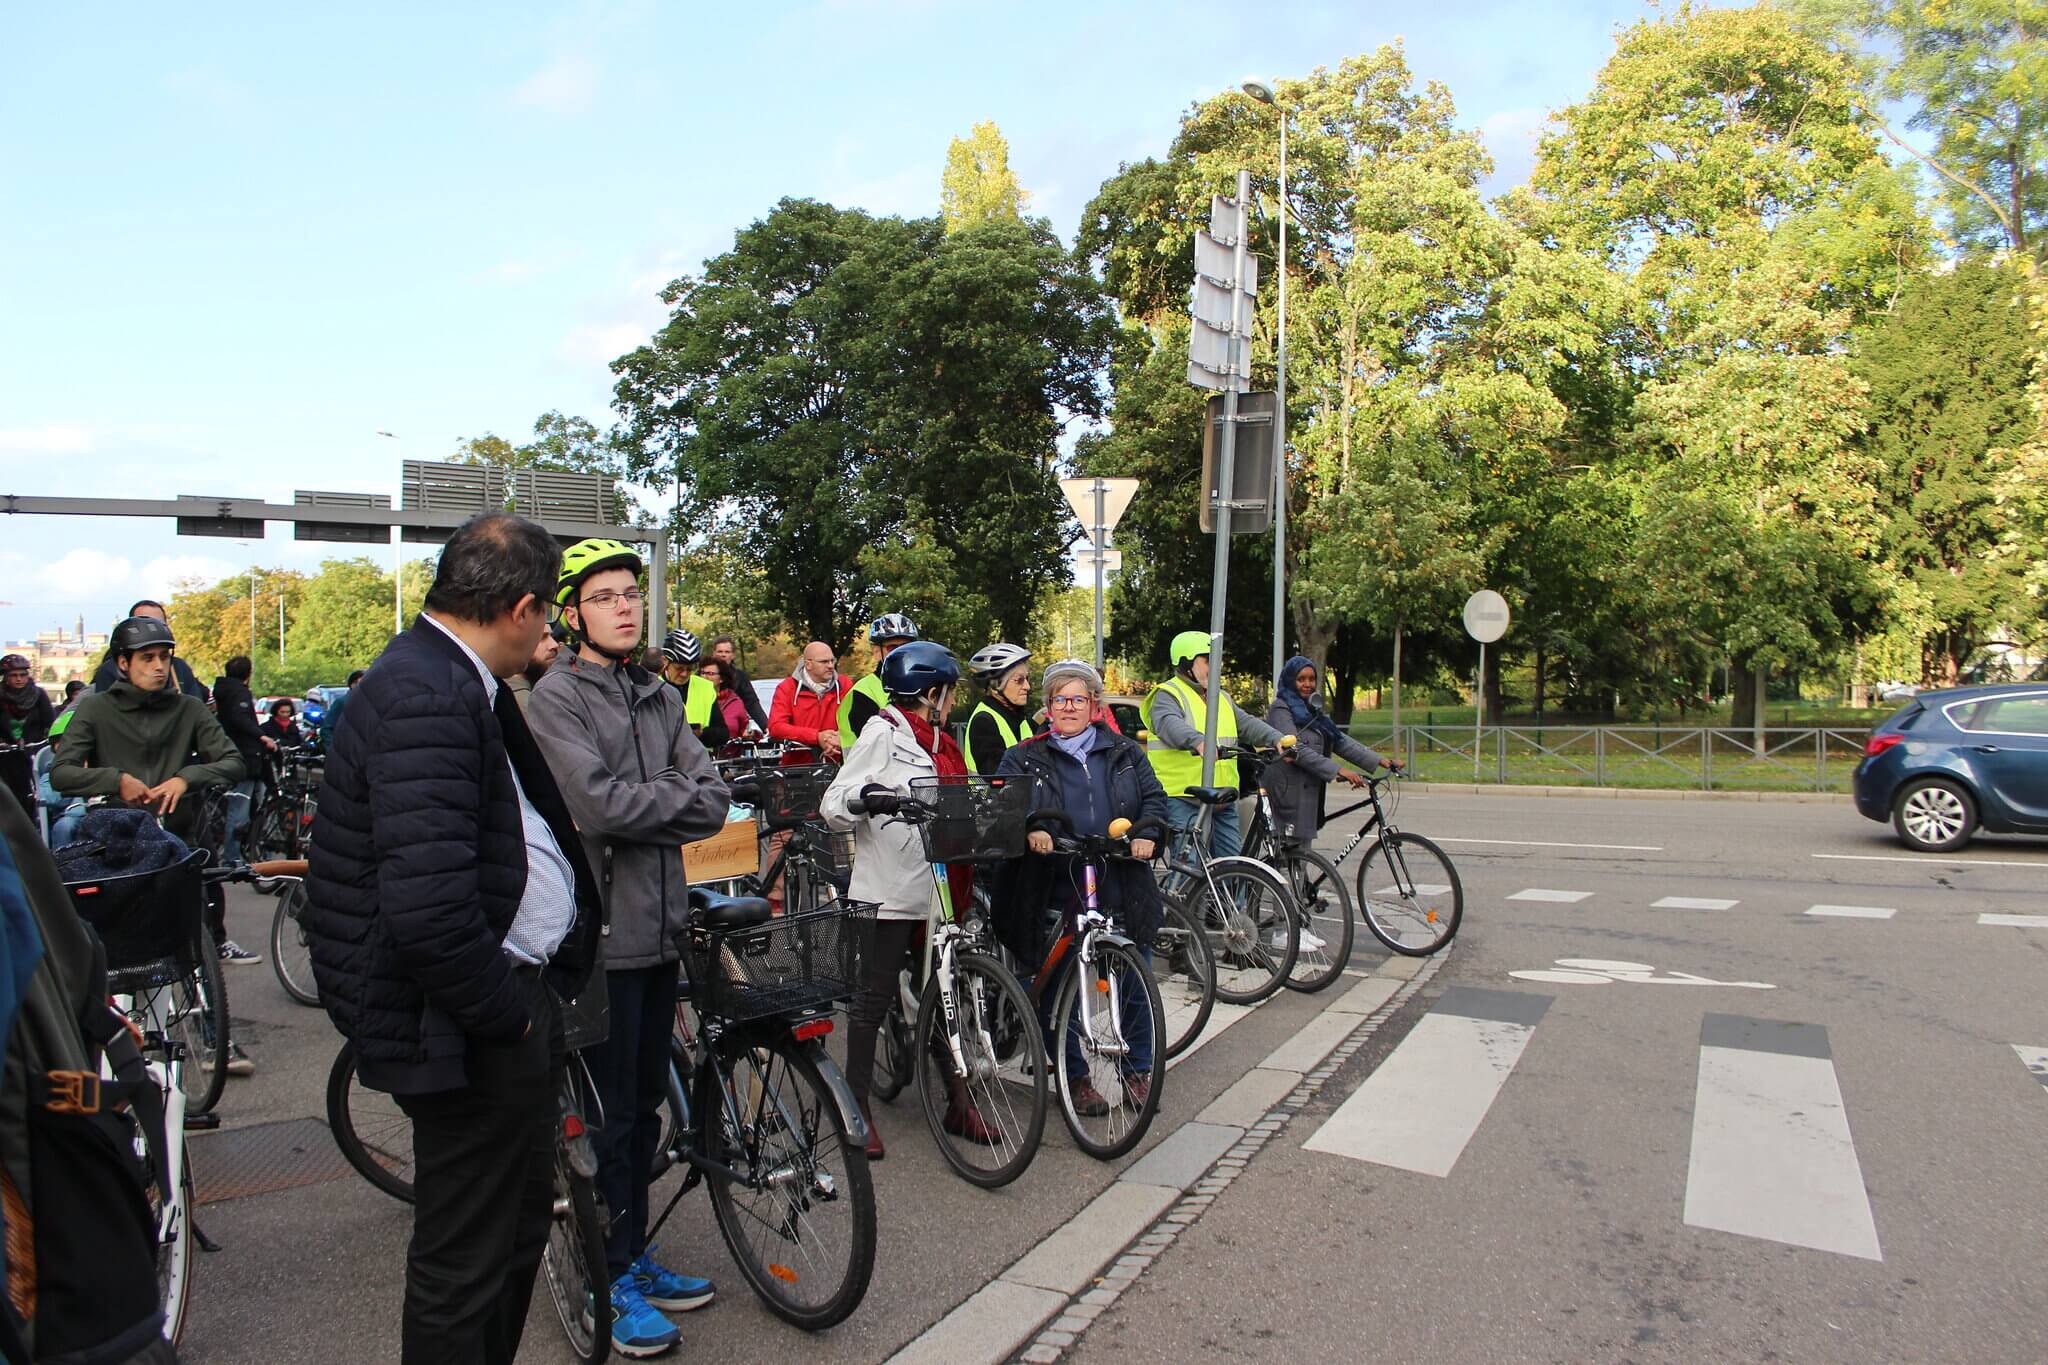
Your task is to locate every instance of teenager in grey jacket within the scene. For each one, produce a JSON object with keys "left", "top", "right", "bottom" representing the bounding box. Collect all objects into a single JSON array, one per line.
[
  {"left": 524, "top": 545, "right": 727, "bottom": 1355},
  {"left": 1261, "top": 655, "right": 1399, "bottom": 840}
]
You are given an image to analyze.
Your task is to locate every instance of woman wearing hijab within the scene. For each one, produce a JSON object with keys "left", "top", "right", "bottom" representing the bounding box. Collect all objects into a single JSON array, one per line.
[{"left": 1260, "top": 655, "right": 1401, "bottom": 841}]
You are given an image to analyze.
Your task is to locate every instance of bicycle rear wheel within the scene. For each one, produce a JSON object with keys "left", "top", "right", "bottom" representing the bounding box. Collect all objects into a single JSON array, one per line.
[
  {"left": 1187, "top": 859, "right": 1298, "bottom": 1005},
  {"left": 1052, "top": 939, "right": 1164, "bottom": 1160},
  {"left": 1150, "top": 895, "right": 1214, "bottom": 1060},
  {"left": 543, "top": 1139, "right": 612, "bottom": 1364},
  {"left": 326, "top": 1042, "right": 416, "bottom": 1203},
  {"left": 1278, "top": 846, "right": 1355, "bottom": 993},
  {"left": 1354, "top": 832, "right": 1462, "bottom": 955},
  {"left": 912, "top": 952, "right": 1046, "bottom": 1187},
  {"left": 706, "top": 1037, "right": 875, "bottom": 1329},
  {"left": 268, "top": 882, "right": 321, "bottom": 1007},
  {"left": 171, "top": 935, "right": 229, "bottom": 1115}
]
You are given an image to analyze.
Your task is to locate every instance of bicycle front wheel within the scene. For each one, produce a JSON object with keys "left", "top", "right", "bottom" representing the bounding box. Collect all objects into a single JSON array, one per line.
[
  {"left": 707, "top": 1037, "right": 875, "bottom": 1330},
  {"left": 1188, "top": 859, "right": 1298, "bottom": 1005},
  {"left": 1150, "top": 895, "right": 1215, "bottom": 1060},
  {"left": 156, "top": 1142, "right": 195, "bottom": 1345},
  {"left": 172, "top": 933, "right": 229, "bottom": 1115},
  {"left": 913, "top": 951, "right": 1046, "bottom": 1188},
  {"left": 1354, "top": 832, "right": 1463, "bottom": 955},
  {"left": 269, "top": 882, "right": 321, "bottom": 1007},
  {"left": 1278, "top": 846, "right": 1355, "bottom": 993},
  {"left": 1053, "top": 939, "right": 1164, "bottom": 1160},
  {"left": 869, "top": 996, "right": 911, "bottom": 1104},
  {"left": 326, "top": 1042, "right": 416, "bottom": 1203},
  {"left": 543, "top": 1143, "right": 612, "bottom": 1364}
]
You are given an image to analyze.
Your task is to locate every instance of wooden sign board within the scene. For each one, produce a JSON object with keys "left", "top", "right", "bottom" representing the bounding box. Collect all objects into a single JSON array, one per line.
[{"left": 684, "top": 815, "right": 760, "bottom": 885}]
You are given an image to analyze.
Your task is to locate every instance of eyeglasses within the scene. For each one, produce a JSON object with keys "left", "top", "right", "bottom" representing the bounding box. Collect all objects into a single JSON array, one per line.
[
  {"left": 1047, "top": 694, "right": 1093, "bottom": 710},
  {"left": 580, "top": 590, "right": 645, "bottom": 610}
]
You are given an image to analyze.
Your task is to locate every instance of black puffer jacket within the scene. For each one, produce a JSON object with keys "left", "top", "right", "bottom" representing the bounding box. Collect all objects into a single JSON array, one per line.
[{"left": 305, "top": 619, "right": 600, "bottom": 1095}]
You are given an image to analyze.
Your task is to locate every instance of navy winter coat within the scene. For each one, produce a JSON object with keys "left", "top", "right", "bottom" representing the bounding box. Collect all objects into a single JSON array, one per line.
[{"left": 305, "top": 619, "right": 600, "bottom": 1095}]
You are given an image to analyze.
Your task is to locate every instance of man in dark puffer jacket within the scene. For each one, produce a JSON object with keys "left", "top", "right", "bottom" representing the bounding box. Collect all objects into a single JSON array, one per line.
[{"left": 305, "top": 513, "right": 599, "bottom": 1365}]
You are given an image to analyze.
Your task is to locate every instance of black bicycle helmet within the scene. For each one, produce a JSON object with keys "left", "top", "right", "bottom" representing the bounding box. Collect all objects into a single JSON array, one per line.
[
  {"left": 880, "top": 641, "right": 959, "bottom": 700},
  {"left": 661, "top": 628, "right": 701, "bottom": 665},
  {"left": 110, "top": 615, "right": 177, "bottom": 655}
]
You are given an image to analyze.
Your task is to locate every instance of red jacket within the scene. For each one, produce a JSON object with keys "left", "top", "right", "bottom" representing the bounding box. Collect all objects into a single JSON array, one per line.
[{"left": 769, "top": 671, "right": 851, "bottom": 761}]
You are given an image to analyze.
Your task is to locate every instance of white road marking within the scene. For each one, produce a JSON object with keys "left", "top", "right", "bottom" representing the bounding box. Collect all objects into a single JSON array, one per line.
[
  {"left": 1510, "top": 958, "right": 1775, "bottom": 989},
  {"left": 2011, "top": 1045, "right": 2048, "bottom": 1090},
  {"left": 1684, "top": 1015, "right": 1880, "bottom": 1261},
  {"left": 1507, "top": 888, "right": 1594, "bottom": 903},
  {"left": 1805, "top": 904, "right": 1897, "bottom": 919},
  {"left": 1304, "top": 988, "right": 1547, "bottom": 1177},
  {"left": 1653, "top": 896, "right": 1740, "bottom": 910},
  {"left": 1433, "top": 837, "right": 1663, "bottom": 852},
  {"left": 1814, "top": 852, "right": 2048, "bottom": 869},
  {"left": 1979, "top": 914, "right": 2048, "bottom": 929}
]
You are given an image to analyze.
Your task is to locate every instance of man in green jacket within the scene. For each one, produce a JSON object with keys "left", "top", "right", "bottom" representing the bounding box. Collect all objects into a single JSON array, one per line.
[{"left": 51, "top": 615, "right": 253, "bottom": 973}]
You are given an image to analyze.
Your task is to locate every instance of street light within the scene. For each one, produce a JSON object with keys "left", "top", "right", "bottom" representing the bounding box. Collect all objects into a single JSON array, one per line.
[
  {"left": 378, "top": 431, "right": 402, "bottom": 634},
  {"left": 1242, "top": 77, "right": 1290, "bottom": 690}
]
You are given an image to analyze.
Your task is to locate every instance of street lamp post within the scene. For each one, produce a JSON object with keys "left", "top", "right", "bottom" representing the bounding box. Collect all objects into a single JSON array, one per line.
[{"left": 1243, "top": 78, "right": 1289, "bottom": 689}]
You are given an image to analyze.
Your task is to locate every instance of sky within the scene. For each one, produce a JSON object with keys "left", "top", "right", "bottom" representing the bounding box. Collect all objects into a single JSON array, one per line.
[{"left": 1, "top": 0, "right": 1718, "bottom": 643}]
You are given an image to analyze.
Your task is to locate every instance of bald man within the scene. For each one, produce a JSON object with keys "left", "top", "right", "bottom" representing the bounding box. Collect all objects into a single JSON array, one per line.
[{"left": 767, "top": 642, "right": 851, "bottom": 763}]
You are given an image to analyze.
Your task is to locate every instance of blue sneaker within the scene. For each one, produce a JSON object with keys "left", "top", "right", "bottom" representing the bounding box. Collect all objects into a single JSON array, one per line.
[
  {"left": 607, "top": 1276, "right": 680, "bottom": 1358},
  {"left": 630, "top": 1246, "right": 716, "bottom": 1312}
]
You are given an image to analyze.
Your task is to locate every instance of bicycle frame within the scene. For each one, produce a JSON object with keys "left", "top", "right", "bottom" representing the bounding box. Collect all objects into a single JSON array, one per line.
[{"left": 1306, "top": 779, "right": 1398, "bottom": 871}]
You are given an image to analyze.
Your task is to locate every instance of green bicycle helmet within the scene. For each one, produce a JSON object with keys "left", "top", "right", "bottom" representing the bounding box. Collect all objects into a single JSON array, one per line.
[
  {"left": 1169, "top": 630, "right": 1212, "bottom": 666},
  {"left": 556, "top": 537, "right": 642, "bottom": 608}
]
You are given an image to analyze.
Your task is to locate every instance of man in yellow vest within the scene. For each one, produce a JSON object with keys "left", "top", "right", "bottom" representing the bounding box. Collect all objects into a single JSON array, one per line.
[
  {"left": 1140, "top": 629, "right": 1290, "bottom": 858},
  {"left": 963, "top": 642, "right": 1039, "bottom": 774},
  {"left": 838, "top": 613, "right": 918, "bottom": 753},
  {"left": 659, "top": 628, "right": 723, "bottom": 741}
]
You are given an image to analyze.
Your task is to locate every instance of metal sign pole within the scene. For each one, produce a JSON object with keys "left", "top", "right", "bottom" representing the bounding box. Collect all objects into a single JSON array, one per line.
[
  {"left": 1200, "top": 170, "right": 1252, "bottom": 790},
  {"left": 1272, "top": 109, "right": 1288, "bottom": 692},
  {"left": 1475, "top": 641, "right": 1485, "bottom": 782},
  {"left": 1093, "top": 481, "right": 1106, "bottom": 671}
]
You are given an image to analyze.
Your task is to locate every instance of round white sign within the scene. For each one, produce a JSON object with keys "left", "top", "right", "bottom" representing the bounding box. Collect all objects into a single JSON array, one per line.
[{"left": 1462, "top": 589, "right": 1510, "bottom": 644}]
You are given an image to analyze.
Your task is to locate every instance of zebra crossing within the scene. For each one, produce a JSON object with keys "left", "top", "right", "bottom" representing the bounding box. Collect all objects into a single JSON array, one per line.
[{"left": 1299, "top": 986, "right": 2048, "bottom": 1264}]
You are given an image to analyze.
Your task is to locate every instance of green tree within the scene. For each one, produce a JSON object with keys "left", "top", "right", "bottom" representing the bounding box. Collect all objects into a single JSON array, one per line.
[
  {"left": 940, "top": 120, "right": 1028, "bottom": 232},
  {"left": 612, "top": 199, "right": 1110, "bottom": 652},
  {"left": 1784, "top": 0, "right": 2048, "bottom": 256},
  {"left": 455, "top": 410, "right": 632, "bottom": 520},
  {"left": 1857, "top": 260, "right": 2041, "bottom": 682}
]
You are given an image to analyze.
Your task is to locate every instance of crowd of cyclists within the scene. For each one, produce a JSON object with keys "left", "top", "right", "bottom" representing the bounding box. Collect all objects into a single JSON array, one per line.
[{"left": 0, "top": 527, "right": 1407, "bottom": 1363}]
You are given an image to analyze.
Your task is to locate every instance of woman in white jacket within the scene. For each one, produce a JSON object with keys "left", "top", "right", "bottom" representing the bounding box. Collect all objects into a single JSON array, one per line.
[{"left": 821, "top": 641, "right": 992, "bottom": 1159}]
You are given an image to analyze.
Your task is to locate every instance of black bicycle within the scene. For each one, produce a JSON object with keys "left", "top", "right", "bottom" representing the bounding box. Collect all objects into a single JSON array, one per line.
[
  {"left": 1318, "top": 772, "right": 1462, "bottom": 955},
  {"left": 251, "top": 745, "right": 318, "bottom": 861}
]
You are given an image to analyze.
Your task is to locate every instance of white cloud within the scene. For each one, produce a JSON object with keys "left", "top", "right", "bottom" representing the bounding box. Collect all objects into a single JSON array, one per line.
[
  {"left": 513, "top": 56, "right": 599, "bottom": 114},
  {"left": 0, "top": 424, "right": 98, "bottom": 453},
  {"left": 558, "top": 320, "right": 655, "bottom": 371},
  {"left": 37, "top": 548, "right": 134, "bottom": 599},
  {"left": 140, "top": 555, "right": 239, "bottom": 597}
]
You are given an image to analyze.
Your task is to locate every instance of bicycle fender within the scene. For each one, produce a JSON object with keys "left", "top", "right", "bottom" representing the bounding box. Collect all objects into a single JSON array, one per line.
[{"left": 802, "top": 1043, "right": 869, "bottom": 1145}]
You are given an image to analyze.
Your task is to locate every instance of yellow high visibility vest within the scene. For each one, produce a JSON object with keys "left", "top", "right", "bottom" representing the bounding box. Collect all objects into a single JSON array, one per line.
[
  {"left": 964, "top": 702, "right": 1023, "bottom": 775},
  {"left": 1141, "top": 675, "right": 1237, "bottom": 797},
  {"left": 684, "top": 675, "right": 715, "bottom": 729},
  {"left": 838, "top": 672, "right": 888, "bottom": 750}
]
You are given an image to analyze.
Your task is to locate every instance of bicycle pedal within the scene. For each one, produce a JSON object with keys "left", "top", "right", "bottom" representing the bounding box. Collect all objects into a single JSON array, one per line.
[{"left": 183, "top": 1111, "right": 222, "bottom": 1132}]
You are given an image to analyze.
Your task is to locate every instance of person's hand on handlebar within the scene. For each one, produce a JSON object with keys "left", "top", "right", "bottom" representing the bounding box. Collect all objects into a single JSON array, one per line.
[
  {"left": 1027, "top": 829, "right": 1054, "bottom": 855},
  {"left": 1130, "top": 836, "right": 1156, "bottom": 860},
  {"left": 1340, "top": 768, "right": 1369, "bottom": 789},
  {"left": 858, "top": 783, "right": 900, "bottom": 816}
]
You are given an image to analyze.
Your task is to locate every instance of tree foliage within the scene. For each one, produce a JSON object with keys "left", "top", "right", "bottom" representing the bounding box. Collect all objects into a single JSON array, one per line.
[{"left": 941, "top": 120, "right": 1030, "bottom": 233}]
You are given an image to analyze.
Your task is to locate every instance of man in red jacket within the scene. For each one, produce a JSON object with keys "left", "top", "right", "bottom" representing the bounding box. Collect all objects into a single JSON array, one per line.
[{"left": 767, "top": 642, "right": 850, "bottom": 765}]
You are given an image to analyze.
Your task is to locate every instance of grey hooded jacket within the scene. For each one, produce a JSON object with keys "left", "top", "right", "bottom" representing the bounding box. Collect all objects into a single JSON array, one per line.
[{"left": 527, "top": 652, "right": 731, "bottom": 971}]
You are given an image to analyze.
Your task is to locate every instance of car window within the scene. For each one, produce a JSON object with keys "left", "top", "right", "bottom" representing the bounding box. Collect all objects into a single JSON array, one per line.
[
  {"left": 1946, "top": 700, "right": 1997, "bottom": 732},
  {"left": 1979, "top": 695, "right": 2048, "bottom": 736}
]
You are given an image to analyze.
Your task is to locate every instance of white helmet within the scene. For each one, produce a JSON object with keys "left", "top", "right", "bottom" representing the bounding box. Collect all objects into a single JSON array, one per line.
[{"left": 968, "top": 642, "right": 1031, "bottom": 683}]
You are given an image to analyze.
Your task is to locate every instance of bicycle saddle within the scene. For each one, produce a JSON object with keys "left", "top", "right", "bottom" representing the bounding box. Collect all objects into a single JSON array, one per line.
[
  {"left": 687, "top": 885, "right": 773, "bottom": 930},
  {"left": 1182, "top": 786, "right": 1239, "bottom": 805}
]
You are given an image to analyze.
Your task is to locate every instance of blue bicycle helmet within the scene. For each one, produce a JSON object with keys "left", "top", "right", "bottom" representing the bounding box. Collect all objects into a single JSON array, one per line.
[{"left": 879, "top": 641, "right": 959, "bottom": 700}]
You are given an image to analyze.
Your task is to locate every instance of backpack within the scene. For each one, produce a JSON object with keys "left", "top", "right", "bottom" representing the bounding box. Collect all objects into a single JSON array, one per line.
[{"left": 0, "top": 791, "right": 180, "bottom": 1364}]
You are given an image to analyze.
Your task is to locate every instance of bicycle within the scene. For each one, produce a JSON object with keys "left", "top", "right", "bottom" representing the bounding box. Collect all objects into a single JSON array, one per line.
[
  {"left": 1023, "top": 810, "right": 1167, "bottom": 1160},
  {"left": 1235, "top": 746, "right": 1356, "bottom": 993},
  {"left": 640, "top": 885, "right": 877, "bottom": 1329},
  {"left": 260, "top": 858, "right": 321, "bottom": 1006},
  {"left": 728, "top": 762, "right": 852, "bottom": 916},
  {"left": 1317, "top": 770, "right": 1463, "bottom": 955},
  {"left": 1152, "top": 764, "right": 1301, "bottom": 1007},
  {"left": 251, "top": 745, "right": 318, "bottom": 861},
  {"left": 107, "top": 980, "right": 206, "bottom": 1346},
  {"left": 851, "top": 775, "right": 1047, "bottom": 1188},
  {"left": 327, "top": 1039, "right": 415, "bottom": 1202}
]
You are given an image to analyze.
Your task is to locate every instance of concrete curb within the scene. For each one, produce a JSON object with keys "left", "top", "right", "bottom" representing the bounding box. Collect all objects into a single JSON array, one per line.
[
  {"left": 1405, "top": 781, "right": 1848, "bottom": 804},
  {"left": 883, "top": 949, "right": 1450, "bottom": 1365}
]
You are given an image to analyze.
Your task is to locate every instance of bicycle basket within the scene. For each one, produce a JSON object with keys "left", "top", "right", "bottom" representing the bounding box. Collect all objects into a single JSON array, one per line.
[
  {"left": 749, "top": 764, "right": 835, "bottom": 830},
  {"left": 682, "top": 901, "right": 872, "bottom": 1023},
  {"left": 64, "top": 848, "right": 208, "bottom": 973},
  {"left": 907, "top": 775, "right": 1032, "bottom": 864}
]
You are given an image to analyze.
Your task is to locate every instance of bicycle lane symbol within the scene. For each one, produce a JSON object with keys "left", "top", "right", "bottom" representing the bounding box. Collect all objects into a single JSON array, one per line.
[{"left": 1508, "top": 958, "right": 1777, "bottom": 989}]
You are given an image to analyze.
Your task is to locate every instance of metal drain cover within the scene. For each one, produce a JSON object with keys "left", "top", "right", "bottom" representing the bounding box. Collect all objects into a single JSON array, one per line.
[{"left": 189, "top": 1117, "right": 352, "bottom": 1205}]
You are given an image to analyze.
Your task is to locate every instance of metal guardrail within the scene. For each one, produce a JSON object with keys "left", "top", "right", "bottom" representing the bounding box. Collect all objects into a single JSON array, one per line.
[{"left": 1335, "top": 725, "right": 1870, "bottom": 792}]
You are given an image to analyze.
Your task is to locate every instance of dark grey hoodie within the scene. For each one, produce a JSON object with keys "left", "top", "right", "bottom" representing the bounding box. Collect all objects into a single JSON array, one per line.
[{"left": 526, "top": 651, "right": 731, "bottom": 970}]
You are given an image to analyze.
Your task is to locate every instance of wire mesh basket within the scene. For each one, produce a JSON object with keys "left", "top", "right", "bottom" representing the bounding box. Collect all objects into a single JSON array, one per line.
[
  {"left": 907, "top": 775, "right": 1032, "bottom": 864},
  {"left": 682, "top": 901, "right": 871, "bottom": 1023},
  {"left": 746, "top": 764, "right": 836, "bottom": 830},
  {"left": 64, "top": 848, "right": 209, "bottom": 975}
]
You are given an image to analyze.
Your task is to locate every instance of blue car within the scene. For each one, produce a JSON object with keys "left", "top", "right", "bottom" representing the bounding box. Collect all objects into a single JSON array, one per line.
[{"left": 1853, "top": 684, "right": 2048, "bottom": 852}]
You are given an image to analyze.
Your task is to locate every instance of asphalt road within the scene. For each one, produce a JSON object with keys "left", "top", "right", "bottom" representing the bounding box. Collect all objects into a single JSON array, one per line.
[{"left": 173, "top": 791, "right": 2048, "bottom": 1363}]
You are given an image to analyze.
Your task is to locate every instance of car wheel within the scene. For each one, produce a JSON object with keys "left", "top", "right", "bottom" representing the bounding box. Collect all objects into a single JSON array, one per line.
[{"left": 1892, "top": 778, "right": 1976, "bottom": 853}]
